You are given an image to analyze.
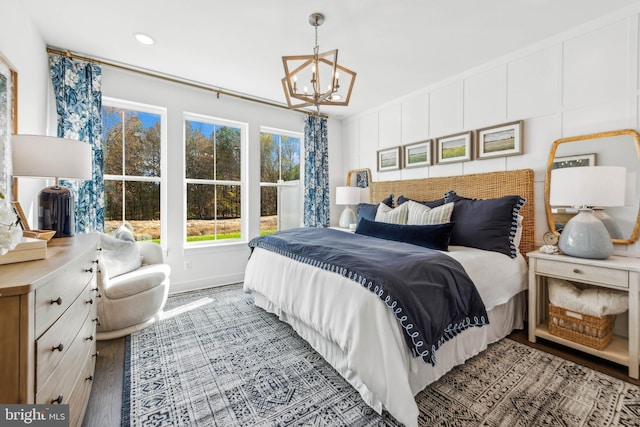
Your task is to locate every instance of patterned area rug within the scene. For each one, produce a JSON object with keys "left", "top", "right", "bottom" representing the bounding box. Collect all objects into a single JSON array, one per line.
[{"left": 122, "top": 284, "right": 640, "bottom": 426}]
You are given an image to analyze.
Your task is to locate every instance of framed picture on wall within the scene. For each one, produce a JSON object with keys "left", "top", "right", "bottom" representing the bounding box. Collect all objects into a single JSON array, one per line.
[
  {"left": 475, "top": 120, "right": 523, "bottom": 160},
  {"left": 403, "top": 140, "right": 432, "bottom": 168},
  {"left": 435, "top": 132, "right": 473, "bottom": 164},
  {"left": 377, "top": 146, "right": 401, "bottom": 171},
  {"left": 552, "top": 153, "right": 596, "bottom": 169},
  {"left": 0, "top": 50, "right": 18, "bottom": 200}
]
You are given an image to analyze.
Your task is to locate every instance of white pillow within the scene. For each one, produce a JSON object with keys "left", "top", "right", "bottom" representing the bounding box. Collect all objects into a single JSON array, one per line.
[
  {"left": 406, "top": 201, "right": 454, "bottom": 225},
  {"left": 375, "top": 202, "right": 409, "bottom": 224},
  {"left": 513, "top": 214, "right": 524, "bottom": 250},
  {"left": 548, "top": 277, "right": 628, "bottom": 316},
  {"left": 99, "top": 232, "right": 141, "bottom": 278}
]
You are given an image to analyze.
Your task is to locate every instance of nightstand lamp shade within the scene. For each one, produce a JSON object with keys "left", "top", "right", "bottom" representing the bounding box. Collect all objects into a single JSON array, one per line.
[
  {"left": 336, "top": 186, "right": 361, "bottom": 228},
  {"left": 12, "top": 135, "right": 92, "bottom": 237},
  {"left": 550, "top": 166, "right": 626, "bottom": 259}
]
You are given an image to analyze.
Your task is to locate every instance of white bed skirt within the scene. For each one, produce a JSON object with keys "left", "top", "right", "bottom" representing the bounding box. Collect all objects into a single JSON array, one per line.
[{"left": 245, "top": 247, "right": 526, "bottom": 427}]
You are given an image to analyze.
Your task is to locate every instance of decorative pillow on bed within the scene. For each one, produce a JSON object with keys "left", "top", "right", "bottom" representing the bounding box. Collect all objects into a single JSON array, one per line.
[
  {"left": 375, "top": 200, "right": 409, "bottom": 224},
  {"left": 357, "top": 194, "right": 393, "bottom": 222},
  {"left": 406, "top": 200, "right": 454, "bottom": 225},
  {"left": 355, "top": 217, "right": 454, "bottom": 250},
  {"left": 397, "top": 195, "right": 445, "bottom": 208},
  {"left": 514, "top": 214, "right": 524, "bottom": 250},
  {"left": 444, "top": 190, "right": 526, "bottom": 258},
  {"left": 99, "top": 227, "right": 141, "bottom": 278}
]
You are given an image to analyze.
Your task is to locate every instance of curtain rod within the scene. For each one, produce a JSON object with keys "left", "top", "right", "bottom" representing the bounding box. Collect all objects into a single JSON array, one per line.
[{"left": 46, "top": 46, "right": 328, "bottom": 119}]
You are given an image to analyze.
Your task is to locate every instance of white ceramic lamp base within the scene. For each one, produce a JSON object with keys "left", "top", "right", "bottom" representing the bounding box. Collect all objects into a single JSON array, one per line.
[
  {"left": 558, "top": 209, "right": 613, "bottom": 259},
  {"left": 339, "top": 206, "right": 356, "bottom": 228}
]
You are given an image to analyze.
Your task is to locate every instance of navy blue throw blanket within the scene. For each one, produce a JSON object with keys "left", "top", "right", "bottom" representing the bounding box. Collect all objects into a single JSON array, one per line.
[{"left": 248, "top": 227, "right": 489, "bottom": 366}]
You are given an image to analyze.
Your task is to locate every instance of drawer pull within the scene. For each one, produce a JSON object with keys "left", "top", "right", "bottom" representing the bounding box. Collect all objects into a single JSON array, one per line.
[
  {"left": 51, "top": 395, "right": 63, "bottom": 404},
  {"left": 86, "top": 335, "right": 94, "bottom": 341},
  {"left": 92, "top": 259, "right": 99, "bottom": 264},
  {"left": 50, "top": 297, "right": 63, "bottom": 305},
  {"left": 86, "top": 375, "right": 94, "bottom": 381},
  {"left": 52, "top": 343, "right": 64, "bottom": 352},
  {"left": 86, "top": 298, "right": 94, "bottom": 305},
  {"left": 572, "top": 268, "right": 584, "bottom": 274},
  {"left": 93, "top": 351, "right": 100, "bottom": 358},
  {"left": 93, "top": 317, "right": 101, "bottom": 325},
  {"left": 83, "top": 267, "right": 93, "bottom": 273}
]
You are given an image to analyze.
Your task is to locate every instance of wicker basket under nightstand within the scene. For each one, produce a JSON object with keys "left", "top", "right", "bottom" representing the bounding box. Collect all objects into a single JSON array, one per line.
[{"left": 548, "top": 304, "right": 613, "bottom": 350}]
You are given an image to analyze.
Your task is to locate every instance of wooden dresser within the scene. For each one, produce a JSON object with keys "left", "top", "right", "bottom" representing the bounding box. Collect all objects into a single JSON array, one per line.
[{"left": 0, "top": 233, "right": 100, "bottom": 427}]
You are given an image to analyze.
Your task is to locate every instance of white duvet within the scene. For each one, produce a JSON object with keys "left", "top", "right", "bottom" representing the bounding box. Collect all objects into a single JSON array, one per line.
[{"left": 244, "top": 245, "right": 527, "bottom": 427}]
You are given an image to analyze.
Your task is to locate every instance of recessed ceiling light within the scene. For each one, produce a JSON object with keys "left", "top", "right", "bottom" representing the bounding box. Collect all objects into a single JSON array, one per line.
[{"left": 134, "top": 33, "right": 154, "bottom": 46}]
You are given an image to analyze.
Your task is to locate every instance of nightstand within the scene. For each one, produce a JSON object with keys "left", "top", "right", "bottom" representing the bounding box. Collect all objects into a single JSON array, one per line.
[{"left": 527, "top": 251, "right": 640, "bottom": 379}]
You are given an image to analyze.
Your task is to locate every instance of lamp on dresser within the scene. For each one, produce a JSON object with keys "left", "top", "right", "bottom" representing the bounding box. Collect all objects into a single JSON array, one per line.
[
  {"left": 549, "top": 165, "right": 626, "bottom": 259},
  {"left": 12, "top": 134, "right": 92, "bottom": 237}
]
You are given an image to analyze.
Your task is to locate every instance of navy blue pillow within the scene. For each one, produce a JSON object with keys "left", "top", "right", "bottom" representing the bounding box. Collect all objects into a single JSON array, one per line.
[
  {"left": 397, "top": 195, "right": 445, "bottom": 208},
  {"left": 444, "top": 190, "right": 525, "bottom": 258},
  {"left": 357, "top": 194, "right": 393, "bottom": 222},
  {"left": 355, "top": 217, "right": 454, "bottom": 251}
]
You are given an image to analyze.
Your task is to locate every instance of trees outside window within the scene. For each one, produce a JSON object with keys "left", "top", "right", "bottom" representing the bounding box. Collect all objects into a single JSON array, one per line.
[
  {"left": 102, "top": 100, "right": 165, "bottom": 241},
  {"left": 260, "top": 128, "right": 303, "bottom": 234},
  {"left": 185, "top": 114, "right": 246, "bottom": 243}
]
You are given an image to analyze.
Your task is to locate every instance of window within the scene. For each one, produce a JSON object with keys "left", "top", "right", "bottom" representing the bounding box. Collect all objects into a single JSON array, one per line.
[
  {"left": 185, "top": 114, "right": 246, "bottom": 244},
  {"left": 260, "top": 127, "right": 303, "bottom": 234},
  {"left": 102, "top": 99, "right": 166, "bottom": 242}
]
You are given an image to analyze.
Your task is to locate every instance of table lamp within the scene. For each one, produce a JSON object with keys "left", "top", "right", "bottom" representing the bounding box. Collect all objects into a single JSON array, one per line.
[
  {"left": 550, "top": 166, "right": 626, "bottom": 259},
  {"left": 12, "top": 135, "right": 92, "bottom": 237},
  {"left": 336, "top": 186, "right": 361, "bottom": 228}
]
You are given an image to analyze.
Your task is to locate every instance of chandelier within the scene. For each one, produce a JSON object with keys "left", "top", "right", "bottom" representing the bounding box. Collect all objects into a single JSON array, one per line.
[{"left": 281, "top": 13, "right": 356, "bottom": 112}]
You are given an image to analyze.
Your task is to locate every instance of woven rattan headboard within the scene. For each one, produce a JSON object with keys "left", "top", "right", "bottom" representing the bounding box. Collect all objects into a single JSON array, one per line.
[{"left": 365, "top": 169, "right": 535, "bottom": 256}]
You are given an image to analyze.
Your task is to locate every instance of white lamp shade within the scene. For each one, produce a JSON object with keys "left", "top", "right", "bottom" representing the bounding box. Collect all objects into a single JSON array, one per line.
[
  {"left": 359, "top": 187, "right": 371, "bottom": 204},
  {"left": 550, "top": 166, "right": 626, "bottom": 207},
  {"left": 336, "top": 186, "right": 361, "bottom": 205},
  {"left": 12, "top": 135, "right": 93, "bottom": 180}
]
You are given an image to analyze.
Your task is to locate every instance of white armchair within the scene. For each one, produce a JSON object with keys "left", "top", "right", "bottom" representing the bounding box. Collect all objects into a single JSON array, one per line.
[{"left": 96, "top": 241, "right": 171, "bottom": 340}]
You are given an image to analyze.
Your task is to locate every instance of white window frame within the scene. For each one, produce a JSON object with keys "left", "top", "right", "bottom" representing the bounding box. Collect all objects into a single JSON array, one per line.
[
  {"left": 259, "top": 126, "right": 305, "bottom": 231},
  {"left": 184, "top": 112, "right": 248, "bottom": 246},
  {"left": 102, "top": 97, "right": 168, "bottom": 248}
]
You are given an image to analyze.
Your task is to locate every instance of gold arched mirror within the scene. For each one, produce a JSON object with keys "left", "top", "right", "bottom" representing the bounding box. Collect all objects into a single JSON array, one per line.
[{"left": 545, "top": 129, "right": 640, "bottom": 245}]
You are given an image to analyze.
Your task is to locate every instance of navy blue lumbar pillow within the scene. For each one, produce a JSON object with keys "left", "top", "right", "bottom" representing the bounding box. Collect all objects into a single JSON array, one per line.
[
  {"left": 397, "top": 195, "right": 445, "bottom": 208},
  {"left": 357, "top": 194, "right": 394, "bottom": 222},
  {"left": 444, "top": 190, "right": 525, "bottom": 258},
  {"left": 355, "top": 217, "right": 454, "bottom": 251}
]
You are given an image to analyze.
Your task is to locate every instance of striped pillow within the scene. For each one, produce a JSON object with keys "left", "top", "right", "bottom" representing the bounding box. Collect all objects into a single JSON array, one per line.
[
  {"left": 375, "top": 201, "right": 409, "bottom": 224},
  {"left": 407, "top": 200, "right": 454, "bottom": 225}
]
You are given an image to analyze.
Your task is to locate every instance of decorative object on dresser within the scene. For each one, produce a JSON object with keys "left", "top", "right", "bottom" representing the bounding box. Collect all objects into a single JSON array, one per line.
[
  {"left": 549, "top": 165, "right": 626, "bottom": 259},
  {"left": 281, "top": 13, "right": 356, "bottom": 113},
  {"left": 12, "top": 134, "right": 92, "bottom": 238},
  {"left": 11, "top": 201, "right": 56, "bottom": 241},
  {"left": 95, "top": 227, "right": 170, "bottom": 340},
  {"left": 0, "top": 234, "right": 99, "bottom": 427},
  {"left": 528, "top": 250, "right": 640, "bottom": 379},
  {"left": 335, "top": 186, "right": 361, "bottom": 228}
]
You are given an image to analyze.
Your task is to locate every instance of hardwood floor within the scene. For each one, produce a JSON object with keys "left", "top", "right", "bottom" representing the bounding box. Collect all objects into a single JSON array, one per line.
[
  {"left": 81, "top": 328, "right": 639, "bottom": 426},
  {"left": 82, "top": 337, "right": 126, "bottom": 427}
]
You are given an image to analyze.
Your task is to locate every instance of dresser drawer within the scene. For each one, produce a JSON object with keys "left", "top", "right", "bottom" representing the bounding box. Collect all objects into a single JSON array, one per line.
[
  {"left": 35, "top": 253, "right": 96, "bottom": 337},
  {"left": 36, "top": 282, "right": 96, "bottom": 390},
  {"left": 536, "top": 258, "right": 628, "bottom": 288},
  {"left": 36, "top": 310, "right": 95, "bottom": 406},
  {"left": 67, "top": 342, "right": 96, "bottom": 427}
]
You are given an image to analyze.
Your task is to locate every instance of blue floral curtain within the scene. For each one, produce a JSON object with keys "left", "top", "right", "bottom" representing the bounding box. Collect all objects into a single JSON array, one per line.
[
  {"left": 303, "top": 114, "right": 329, "bottom": 227},
  {"left": 49, "top": 54, "right": 104, "bottom": 233}
]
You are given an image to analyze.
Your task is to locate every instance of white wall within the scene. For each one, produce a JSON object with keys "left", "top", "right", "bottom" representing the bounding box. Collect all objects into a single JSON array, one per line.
[
  {"left": 101, "top": 67, "right": 343, "bottom": 293},
  {"left": 341, "top": 6, "right": 640, "bottom": 257}
]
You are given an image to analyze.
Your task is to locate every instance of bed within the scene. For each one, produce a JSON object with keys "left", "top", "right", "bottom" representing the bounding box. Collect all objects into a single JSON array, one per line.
[{"left": 244, "top": 169, "right": 535, "bottom": 427}]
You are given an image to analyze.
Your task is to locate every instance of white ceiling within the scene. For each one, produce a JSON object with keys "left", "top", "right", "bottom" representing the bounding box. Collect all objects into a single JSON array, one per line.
[{"left": 23, "top": 0, "right": 640, "bottom": 119}]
